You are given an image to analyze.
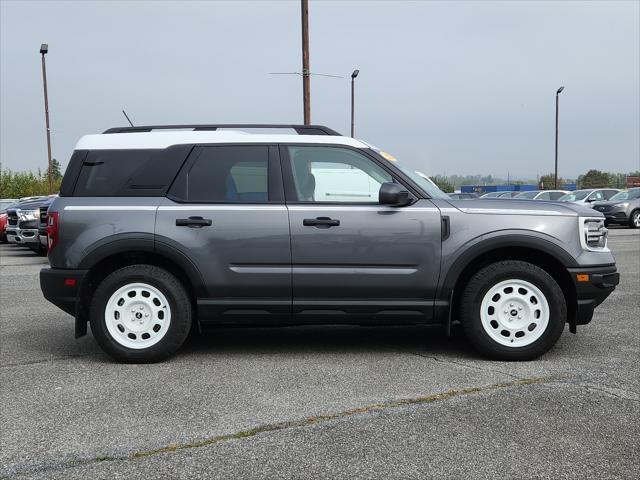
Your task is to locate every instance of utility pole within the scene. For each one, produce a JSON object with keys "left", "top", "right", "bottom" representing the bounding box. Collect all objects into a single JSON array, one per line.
[
  {"left": 40, "top": 44, "right": 53, "bottom": 194},
  {"left": 301, "top": 0, "right": 310, "bottom": 125},
  {"left": 554, "top": 86, "right": 564, "bottom": 189}
]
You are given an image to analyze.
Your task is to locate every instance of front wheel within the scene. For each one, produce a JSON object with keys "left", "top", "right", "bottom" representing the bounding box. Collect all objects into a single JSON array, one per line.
[
  {"left": 460, "top": 260, "right": 566, "bottom": 360},
  {"left": 629, "top": 210, "right": 640, "bottom": 229},
  {"left": 89, "top": 265, "right": 192, "bottom": 363}
]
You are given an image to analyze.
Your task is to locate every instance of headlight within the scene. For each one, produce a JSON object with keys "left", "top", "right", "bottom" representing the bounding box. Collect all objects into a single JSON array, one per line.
[
  {"left": 579, "top": 217, "right": 608, "bottom": 252},
  {"left": 19, "top": 210, "right": 39, "bottom": 221}
]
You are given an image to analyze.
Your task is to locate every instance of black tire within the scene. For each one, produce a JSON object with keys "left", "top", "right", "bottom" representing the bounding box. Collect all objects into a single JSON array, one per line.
[
  {"left": 629, "top": 210, "right": 640, "bottom": 229},
  {"left": 27, "top": 244, "right": 46, "bottom": 256},
  {"left": 460, "top": 260, "right": 566, "bottom": 361},
  {"left": 89, "top": 265, "right": 192, "bottom": 363}
]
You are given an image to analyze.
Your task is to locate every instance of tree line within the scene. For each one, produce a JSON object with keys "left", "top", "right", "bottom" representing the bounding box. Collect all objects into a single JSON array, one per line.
[
  {"left": 432, "top": 170, "right": 640, "bottom": 193},
  {"left": 0, "top": 160, "right": 63, "bottom": 198}
]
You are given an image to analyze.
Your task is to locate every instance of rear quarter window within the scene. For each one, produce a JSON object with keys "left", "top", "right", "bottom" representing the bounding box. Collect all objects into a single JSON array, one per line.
[{"left": 71, "top": 146, "right": 191, "bottom": 197}]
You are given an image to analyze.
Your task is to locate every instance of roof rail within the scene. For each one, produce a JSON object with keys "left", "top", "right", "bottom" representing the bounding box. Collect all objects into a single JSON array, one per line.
[{"left": 102, "top": 124, "right": 342, "bottom": 136}]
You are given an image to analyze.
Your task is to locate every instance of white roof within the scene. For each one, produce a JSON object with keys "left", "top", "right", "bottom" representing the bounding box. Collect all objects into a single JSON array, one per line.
[{"left": 75, "top": 131, "right": 368, "bottom": 150}]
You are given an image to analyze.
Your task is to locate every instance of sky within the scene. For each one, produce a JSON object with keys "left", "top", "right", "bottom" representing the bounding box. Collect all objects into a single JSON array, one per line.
[{"left": 1, "top": 0, "right": 638, "bottom": 180}]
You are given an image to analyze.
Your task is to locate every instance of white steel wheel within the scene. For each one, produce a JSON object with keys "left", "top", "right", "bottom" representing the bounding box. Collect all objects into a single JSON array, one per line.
[
  {"left": 479, "top": 279, "right": 550, "bottom": 348},
  {"left": 104, "top": 282, "right": 171, "bottom": 349}
]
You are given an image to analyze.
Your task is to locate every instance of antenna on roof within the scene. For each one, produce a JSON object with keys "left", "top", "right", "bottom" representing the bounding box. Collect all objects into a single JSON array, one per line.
[{"left": 122, "top": 109, "right": 134, "bottom": 127}]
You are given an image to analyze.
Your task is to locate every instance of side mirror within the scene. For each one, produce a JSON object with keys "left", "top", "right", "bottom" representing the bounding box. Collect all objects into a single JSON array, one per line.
[{"left": 379, "top": 182, "right": 411, "bottom": 207}]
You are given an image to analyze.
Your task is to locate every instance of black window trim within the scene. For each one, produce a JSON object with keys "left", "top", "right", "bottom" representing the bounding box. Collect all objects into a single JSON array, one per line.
[
  {"left": 278, "top": 143, "right": 425, "bottom": 205},
  {"left": 166, "top": 143, "right": 285, "bottom": 205}
]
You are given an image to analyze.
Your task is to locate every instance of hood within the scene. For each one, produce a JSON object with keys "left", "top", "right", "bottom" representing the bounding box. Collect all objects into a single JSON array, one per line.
[
  {"left": 445, "top": 198, "right": 603, "bottom": 218},
  {"left": 11, "top": 198, "right": 50, "bottom": 211}
]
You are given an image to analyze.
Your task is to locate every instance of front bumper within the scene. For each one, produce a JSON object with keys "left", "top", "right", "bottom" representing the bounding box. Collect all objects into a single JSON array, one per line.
[
  {"left": 6, "top": 228, "right": 40, "bottom": 244},
  {"left": 603, "top": 211, "right": 628, "bottom": 224},
  {"left": 568, "top": 265, "right": 619, "bottom": 330},
  {"left": 39, "top": 226, "right": 48, "bottom": 247}
]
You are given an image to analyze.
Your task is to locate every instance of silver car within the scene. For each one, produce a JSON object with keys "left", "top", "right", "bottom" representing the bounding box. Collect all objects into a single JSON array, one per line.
[
  {"left": 514, "top": 190, "right": 569, "bottom": 200},
  {"left": 558, "top": 189, "right": 619, "bottom": 206}
]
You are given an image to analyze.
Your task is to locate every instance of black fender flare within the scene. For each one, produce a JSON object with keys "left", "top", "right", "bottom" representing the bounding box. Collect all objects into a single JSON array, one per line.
[
  {"left": 439, "top": 232, "right": 578, "bottom": 301},
  {"left": 77, "top": 232, "right": 206, "bottom": 297}
]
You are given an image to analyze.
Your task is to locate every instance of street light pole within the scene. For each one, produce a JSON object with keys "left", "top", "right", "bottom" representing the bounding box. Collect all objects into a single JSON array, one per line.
[
  {"left": 350, "top": 69, "right": 359, "bottom": 137},
  {"left": 40, "top": 43, "right": 53, "bottom": 194},
  {"left": 301, "top": 0, "right": 311, "bottom": 125},
  {"left": 554, "top": 86, "right": 564, "bottom": 190}
]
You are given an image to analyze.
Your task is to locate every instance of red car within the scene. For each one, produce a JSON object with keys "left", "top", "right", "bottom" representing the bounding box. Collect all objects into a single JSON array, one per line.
[
  {"left": 0, "top": 212, "right": 7, "bottom": 242},
  {"left": 0, "top": 199, "right": 19, "bottom": 242}
]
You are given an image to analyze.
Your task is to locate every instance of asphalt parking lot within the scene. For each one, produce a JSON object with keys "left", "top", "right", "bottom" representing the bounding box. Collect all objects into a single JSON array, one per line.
[{"left": 1, "top": 229, "right": 638, "bottom": 479}]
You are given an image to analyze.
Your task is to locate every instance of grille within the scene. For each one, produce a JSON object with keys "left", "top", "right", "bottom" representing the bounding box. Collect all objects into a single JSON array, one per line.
[
  {"left": 582, "top": 218, "right": 608, "bottom": 250},
  {"left": 7, "top": 209, "right": 18, "bottom": 226},
  {"left": 39, "top": 206, "right": 48, "bottom": 225}
]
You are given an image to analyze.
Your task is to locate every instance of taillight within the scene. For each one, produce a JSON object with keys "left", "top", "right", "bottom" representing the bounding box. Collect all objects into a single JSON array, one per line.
[{"left": 47, "top": 211, "right": 59, "bottom": 253}]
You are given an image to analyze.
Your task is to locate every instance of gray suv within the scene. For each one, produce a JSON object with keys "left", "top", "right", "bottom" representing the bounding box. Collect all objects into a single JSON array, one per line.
[{"left": 40, "top": 124, "right": 619, "bottom": 363}]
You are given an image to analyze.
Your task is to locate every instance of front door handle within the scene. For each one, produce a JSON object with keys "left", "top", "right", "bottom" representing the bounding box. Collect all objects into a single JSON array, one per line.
[
  {"left": 303, "top": 217, "right": 340, "bottom": 228},
  {"left": 176, "top": 216, "right": 212, "bottom": 228}
]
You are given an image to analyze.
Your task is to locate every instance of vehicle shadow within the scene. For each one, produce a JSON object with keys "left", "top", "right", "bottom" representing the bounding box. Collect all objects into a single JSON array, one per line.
[{"left": 178, "top": 323, "right": 479, "bottom": 360}]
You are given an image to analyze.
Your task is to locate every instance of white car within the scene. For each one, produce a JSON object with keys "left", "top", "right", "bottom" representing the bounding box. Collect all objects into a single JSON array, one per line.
[
  {"left": 558, "top": 188, "right": 619, "bottom": 206},
  {"left": 514, "top": 190, "right": 569, "bottom": 200}
]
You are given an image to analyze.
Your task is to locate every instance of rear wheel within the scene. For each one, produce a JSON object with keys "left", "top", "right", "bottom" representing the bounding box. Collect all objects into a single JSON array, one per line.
[
  {"left": 460, "top": 260, "right": 566, "bottom": 360},
  {"left": 629, "top": 210, "right": 640, "bottom": 229},
  {"left": 89, "top": 265, "right": 192, "bottom": 363}
]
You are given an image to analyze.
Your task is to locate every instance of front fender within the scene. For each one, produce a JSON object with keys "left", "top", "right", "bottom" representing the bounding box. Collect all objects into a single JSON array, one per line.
[{"left": 439, "top": 230, "right": 579, "bottom": 299}]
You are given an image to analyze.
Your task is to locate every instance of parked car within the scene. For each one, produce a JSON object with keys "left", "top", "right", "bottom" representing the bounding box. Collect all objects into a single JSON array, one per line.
[
  {"left": 6, "top": 196, "right": 49, "bottom": 253},
  {"left": 591, "top": 188, "right": 640, "bottom": 228},
  {"left": 0, "top": 199, "right": 18, "bottom": 243},
  {"left": 37, "top": 197, "right": 57, "bottom": 252},
  {"left": 40, "top": 124, "right": 618, "bottom": 363},
  {"left": 514, "top": 190, "right": 569, "bottom": 200},
  {"left": 448, "top": 193, "right": 479, "bottom": 199},
  {"left": 480, "top": 191, "right": 519, "bottom": 199},
  {"left": 558, "top": 189, "right": 619, "bottom": 206}
]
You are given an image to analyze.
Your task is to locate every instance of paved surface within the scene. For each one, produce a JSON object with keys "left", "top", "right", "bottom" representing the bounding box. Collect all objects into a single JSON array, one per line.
[{"left": 1, "top": 229, "right": 638, "bottom": 479}]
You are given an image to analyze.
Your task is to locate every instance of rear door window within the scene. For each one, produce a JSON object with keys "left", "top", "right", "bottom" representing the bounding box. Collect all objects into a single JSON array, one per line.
[{"left": 169, "top": 145, "right": 278, "bottom": 203}]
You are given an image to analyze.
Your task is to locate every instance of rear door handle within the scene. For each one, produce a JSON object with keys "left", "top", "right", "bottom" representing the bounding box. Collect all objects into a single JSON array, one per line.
[
  {"left": 176, "top": 216, "right": 212, "bottom": 228},
  {"left": 303, "top": 217, "right": 340, "bottom": 228}
]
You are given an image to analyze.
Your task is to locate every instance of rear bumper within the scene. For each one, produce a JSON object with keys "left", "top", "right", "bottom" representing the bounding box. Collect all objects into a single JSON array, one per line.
[
  {"left": 40, "top": 267, "right": 88, "bottom": 317},
  {"left": 568, "top": 265, "right": 619, "bottom": 327}
]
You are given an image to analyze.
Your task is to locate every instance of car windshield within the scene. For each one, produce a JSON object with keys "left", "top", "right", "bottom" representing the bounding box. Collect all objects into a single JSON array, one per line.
[
  {"left": 610, "top": 189, "right": 640, "bottom": 201},
  {"left": 370, "top": 149, "right": 450, "bottom": 199},
  {"left": 481, "top": 192, "right": 501, "bottom": 198},
  {"left": 559, "top": 190, "right": 591, "bottom": 201},
  {"left": 515, "top": 191, "right": 539, "bottom": 199}
]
